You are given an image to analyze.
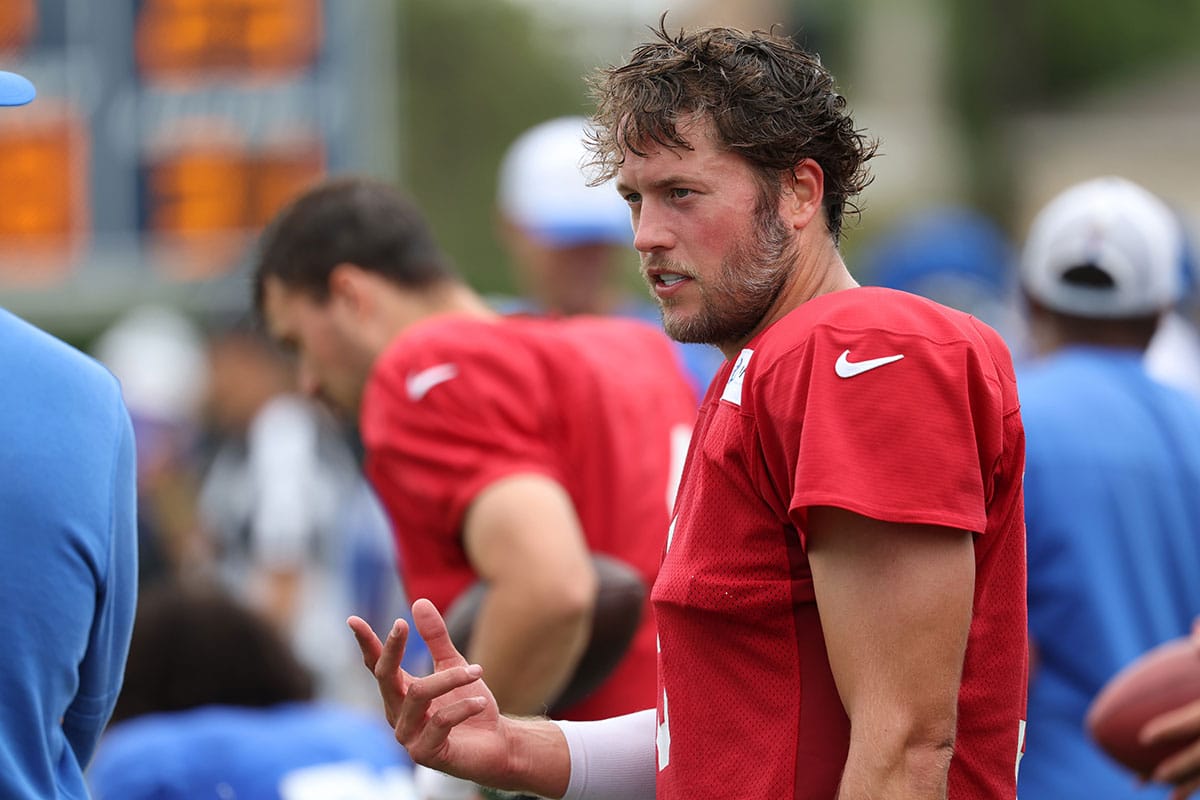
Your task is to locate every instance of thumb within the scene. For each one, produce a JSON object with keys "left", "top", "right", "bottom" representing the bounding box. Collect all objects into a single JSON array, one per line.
[{"left": 412, "top": 597, "right": 470, "bottom": 671}]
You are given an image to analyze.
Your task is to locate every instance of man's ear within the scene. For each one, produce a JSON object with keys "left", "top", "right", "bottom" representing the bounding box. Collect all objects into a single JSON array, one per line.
[
  {"left": 328, "top": 263, "right": 369, "bottom": 315},
  {"left": 783, "top": 159, "right": 825, "bottom": 231}
]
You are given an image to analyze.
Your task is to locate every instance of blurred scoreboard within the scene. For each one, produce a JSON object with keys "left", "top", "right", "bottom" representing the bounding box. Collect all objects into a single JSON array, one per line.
[{"left": 0, "top": 0, "right": 398, "bottom": 326}]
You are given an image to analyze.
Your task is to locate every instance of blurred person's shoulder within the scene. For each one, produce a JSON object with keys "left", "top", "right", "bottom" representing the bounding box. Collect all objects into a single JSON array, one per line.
[
  {"left": 378, "top": 312, "right": 673, "bottom": 369},
  {"left": 0, "top": 308, "right": 127, "bottom": 450},
  {"left": 385, "top": 314, "right": 515, "bottom": 357},
  {"left": 551, "top": 313, "right": 698, "bottom": 380},
  {"left": 368, "top": 312, "right": 695, "bottom": 415},
  {"left": 0, "top": 307, "right": 121, "bottom": 397},
  {"left": 557, "top": 310, "right": 675, "bottom": 345},
  {"left": 765, "top": 286, "right": 1007, "bottom": 353},
  {"left": 89, "top": 703, "right": 412, "bottom": 800}
]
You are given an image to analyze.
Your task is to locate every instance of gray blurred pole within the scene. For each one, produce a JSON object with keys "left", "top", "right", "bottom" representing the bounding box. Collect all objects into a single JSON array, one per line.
[{"left": 330, "top": 0, "right": 403, "bottom": 182}]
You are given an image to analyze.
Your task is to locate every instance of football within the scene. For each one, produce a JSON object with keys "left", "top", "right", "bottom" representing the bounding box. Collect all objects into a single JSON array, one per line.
[
  {"left": 442, "top": 553, "right": 646, "bottom": 714},
  {"left": 1086, "top": 636, "right": 1200, "bottom": 776}
]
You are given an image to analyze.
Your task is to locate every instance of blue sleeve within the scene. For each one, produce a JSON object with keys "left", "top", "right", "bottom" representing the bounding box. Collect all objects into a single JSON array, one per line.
[
  {"left": 673, "top": 341, "right": 725, "bottom": 401},
  {"left": 63, "top": 395, "right": 138, "bottom": 768}
]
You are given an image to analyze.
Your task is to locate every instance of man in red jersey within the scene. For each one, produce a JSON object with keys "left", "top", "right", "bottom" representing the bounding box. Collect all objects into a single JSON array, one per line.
[
  {"left": 347, "top": 20, "right": 1027, "bottom": 800},
  {"left": 254, "top": 177, "right": 696, "bottom": 796}
]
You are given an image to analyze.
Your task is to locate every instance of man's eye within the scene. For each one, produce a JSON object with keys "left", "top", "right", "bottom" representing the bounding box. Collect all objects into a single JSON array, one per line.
[
  {"left": 670, "top": 188, "right": 692, "bottom": 199},
  {"left": 623, "top": 192, "right": 642, "bottom": 205}
]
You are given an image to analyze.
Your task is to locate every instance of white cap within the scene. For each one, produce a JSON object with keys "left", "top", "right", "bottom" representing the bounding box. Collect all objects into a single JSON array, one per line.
[
  {"left": 1020, "top": 176, "right": 1183, "bottom": 318},
  {"left": 92, "top": 305, "right": 210, "bottom": 424},
  {"left": 497, "top": 116, "right": 631, "bottom": 247}
]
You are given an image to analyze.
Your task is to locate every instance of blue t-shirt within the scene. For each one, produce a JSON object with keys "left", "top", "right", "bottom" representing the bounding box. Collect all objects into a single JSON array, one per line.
[
  {"left": 88, "top": 703, "right": 416, "bottom": 799},
  {"left": 0, "top": 308, "right": 138, "bottom": 799},
  {"left": 1018, "top": 346, "right": 1200, "bottom": 800}
]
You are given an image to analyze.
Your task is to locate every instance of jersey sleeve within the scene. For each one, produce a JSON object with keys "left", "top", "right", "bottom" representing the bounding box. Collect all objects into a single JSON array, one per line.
[
  {"left": 363, "top": 342, "right": 564, "bottom": 562},
  {"left": 754, "top": 326, "right": 998, "bottom": 539}
]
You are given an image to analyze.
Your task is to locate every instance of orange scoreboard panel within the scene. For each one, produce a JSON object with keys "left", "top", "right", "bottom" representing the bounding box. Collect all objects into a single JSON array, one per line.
[
  {"left": 0, "top": 0, "right": 37, "bottom": 51},
  {"left": 143, "top": 133, "right": 324, "bottom": 279},
  {"left": 0, "top": 0, "right": 89, "bottom": 283},
  {"left": 134, "top": 0, "right": 328, "bottom": 277},
  {"left": 135, "top": 0, "right": 322, "bottom": 80},
  {"left": 1, "top": 0, "right": 336, "bottom": 287},
  {"left": 0, "top": 105, "right": 90, "bottom": 283}
]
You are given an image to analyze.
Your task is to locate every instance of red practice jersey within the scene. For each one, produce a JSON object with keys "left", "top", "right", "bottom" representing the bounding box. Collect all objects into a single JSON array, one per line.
[
  {"left": 360, "top": 314, "right": 698, "bottom": 721},
  {"left": 652, "top": 287, "right": 1027, "bottom": 799}
]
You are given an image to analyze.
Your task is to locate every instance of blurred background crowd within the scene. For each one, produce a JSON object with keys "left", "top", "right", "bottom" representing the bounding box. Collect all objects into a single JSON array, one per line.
[
  {"left": 3, "top": 0, "right": 1200, "bottom": 796},
  {"left": 3, "top": 0, "right": 1198, "bottom": 336}
]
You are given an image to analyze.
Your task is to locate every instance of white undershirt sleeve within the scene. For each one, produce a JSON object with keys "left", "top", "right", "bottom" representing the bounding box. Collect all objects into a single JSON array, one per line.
[{"left": 552, "top": 708, "right": 657, "bottom": 800}]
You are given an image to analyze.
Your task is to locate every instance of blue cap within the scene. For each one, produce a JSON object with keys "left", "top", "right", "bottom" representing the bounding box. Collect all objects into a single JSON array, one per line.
[
  {"left": 0, "top": 70, "right": 36, "bottom": 107},
  {"left": 862, "top": 207, "right": 1014, "bottom": 295}
]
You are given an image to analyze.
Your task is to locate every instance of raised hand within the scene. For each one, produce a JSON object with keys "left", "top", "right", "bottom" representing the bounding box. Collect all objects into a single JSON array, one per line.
[{"left": 348, "top": 598, "right": 570, "bottom": 797}]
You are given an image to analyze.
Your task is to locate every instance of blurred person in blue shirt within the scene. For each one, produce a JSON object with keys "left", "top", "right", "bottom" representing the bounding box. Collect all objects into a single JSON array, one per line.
[
  {"left": 860, "top": 205, "right": 1029, "bottom": 358},
  {"left": 88, "top": 579, "right": 416, "bottom": 800},
  {"left": 494, "top": 115, "right": 723, "bottom": 397},
  {"left": 1015, "top": 176, "right": 1200, "bottom": 800},
  {"left": 0, "top": 70, "right": 138, "bottom": 800}
]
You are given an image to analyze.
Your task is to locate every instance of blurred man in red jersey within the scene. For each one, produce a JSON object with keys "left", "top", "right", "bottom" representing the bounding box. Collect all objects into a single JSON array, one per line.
[{"left": 255, "top": 177, "right": 696, "bottom": 799}]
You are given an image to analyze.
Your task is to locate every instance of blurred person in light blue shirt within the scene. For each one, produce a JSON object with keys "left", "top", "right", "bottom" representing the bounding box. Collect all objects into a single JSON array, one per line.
[
  {"left": 88, "top": 579, "right": 416, "bottom": 800},
  {"left": 1015, "top": 176, "right": 1200, "bottom": 800},
  {"left": 0, "top": 69, "right": 139, "bottom": 800}
]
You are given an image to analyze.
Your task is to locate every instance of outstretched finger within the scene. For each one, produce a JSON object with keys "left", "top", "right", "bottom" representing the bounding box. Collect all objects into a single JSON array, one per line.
[
  {"left": 1173, "top": 777, "right": 1200, "bottom": 800},
  {"left": 352, "top": 616, "right": 414, "bottom": 727},
  {"left": 1154, "top": 736, "right": 1200, "bottom": 786},
  {"left": 1169, "top": 771, "right": 1200, "bottom": 800},
  {"left": 1143, "top": 701, "right": 1200, "bottom": 745},
  {"left": 375, "top": 616, "right": 411, "bottom": 680},
  {"left": 348, "top": 615, "right": 384, "bottom": 672},
  {"left": 413, "top": 597, "right": 470, "bottom": 670}
]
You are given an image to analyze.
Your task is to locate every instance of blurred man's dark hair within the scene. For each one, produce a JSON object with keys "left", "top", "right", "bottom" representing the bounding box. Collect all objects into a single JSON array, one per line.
[
  {"left": 253, "top": 176, "right": 458, "bottom": 309},
  {"left": 110, "top": 580, "right": 315, "bottom": 725}
]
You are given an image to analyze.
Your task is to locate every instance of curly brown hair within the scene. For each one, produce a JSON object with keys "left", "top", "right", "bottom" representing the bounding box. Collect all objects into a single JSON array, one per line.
[{"left": 587, "top": 18, "right": 877, "bottom": 243}]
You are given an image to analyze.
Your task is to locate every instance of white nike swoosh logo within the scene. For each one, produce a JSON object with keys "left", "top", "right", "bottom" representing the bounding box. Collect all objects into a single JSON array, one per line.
[
  {"left": 405, "top": 363, "right": 458, "bottom": 401},
  {"left": 835, "top": 349, "right": 904, "bottom": 378}
]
